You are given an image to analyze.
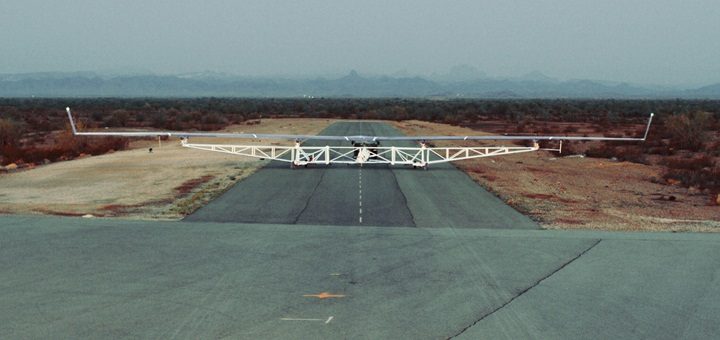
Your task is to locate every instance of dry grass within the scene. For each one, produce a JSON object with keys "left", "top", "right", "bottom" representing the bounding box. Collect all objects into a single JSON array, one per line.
[
  {"left": 0, "top": 118, "right": 334, "bottom": 219},
  {"left": 394, "top": 120, "right": 720, "bottom": 232}
]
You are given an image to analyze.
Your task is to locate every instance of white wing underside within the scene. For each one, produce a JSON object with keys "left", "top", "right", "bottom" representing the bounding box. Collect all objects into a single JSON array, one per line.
[{"left": 66, "top": 107, "right": 654, "bottom": 142}]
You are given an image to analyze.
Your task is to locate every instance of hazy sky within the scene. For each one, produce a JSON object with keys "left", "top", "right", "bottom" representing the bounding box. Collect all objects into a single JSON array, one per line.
[{"left": 1, "top": 0, "right": 719, "bottom": 86}]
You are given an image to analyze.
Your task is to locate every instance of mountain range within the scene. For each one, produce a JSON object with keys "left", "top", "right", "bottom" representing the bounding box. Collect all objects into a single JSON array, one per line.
[{"left": 0, "top": 70, "right": 717, "bottom": 99}]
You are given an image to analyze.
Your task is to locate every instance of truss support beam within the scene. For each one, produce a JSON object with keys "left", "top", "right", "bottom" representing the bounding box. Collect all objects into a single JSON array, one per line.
[{"left": 181, "top": 140, "right": 539, "bottom": 167}]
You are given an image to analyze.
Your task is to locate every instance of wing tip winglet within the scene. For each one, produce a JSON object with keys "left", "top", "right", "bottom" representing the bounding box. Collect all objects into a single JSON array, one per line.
[
  {"left": 65, "top": 107, "right": 78, "bottom": 134},
  {"left": 642, "top": 112, "right": 655, "bottom": 141}
]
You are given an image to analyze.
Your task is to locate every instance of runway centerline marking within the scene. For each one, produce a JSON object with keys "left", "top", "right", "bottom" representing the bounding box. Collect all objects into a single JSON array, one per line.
[
  {"left": 280, "top": 316, "right": 334, "bottom": 324},
  {"left": 358, "top": 168, "right": 363, "bottom": 224}
]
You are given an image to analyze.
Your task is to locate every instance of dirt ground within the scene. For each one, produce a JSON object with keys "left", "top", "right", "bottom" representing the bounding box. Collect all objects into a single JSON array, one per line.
[
  {"left": 393, "top": 120, "right": 720, "bottom": 232},
  {"left": 0, "top": 118, "right": 334, "bottom": 219}
]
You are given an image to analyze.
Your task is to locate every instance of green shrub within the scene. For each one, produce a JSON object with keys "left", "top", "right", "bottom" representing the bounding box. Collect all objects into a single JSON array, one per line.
[{"left": 664, "top": 111, "right": 711, "bottom": 151}]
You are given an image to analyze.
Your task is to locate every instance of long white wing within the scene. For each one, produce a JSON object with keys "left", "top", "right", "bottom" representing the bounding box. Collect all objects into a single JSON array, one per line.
[{"left": 66, "top": 107, "right": 653, "bottom": 142}]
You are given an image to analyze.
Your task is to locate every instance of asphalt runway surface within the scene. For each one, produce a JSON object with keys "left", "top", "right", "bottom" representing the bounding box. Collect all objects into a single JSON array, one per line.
[
  {"left": 3, "top": 121, "right": 719, "bottom": 339},
  {"left": 1, "top": 215, "right": 719, "bottom": 339},
  {"left": 185, "top": 121, "right": 537, "bottom": 229}
]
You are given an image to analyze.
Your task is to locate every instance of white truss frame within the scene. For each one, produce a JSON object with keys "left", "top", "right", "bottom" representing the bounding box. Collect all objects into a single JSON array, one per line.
[{"left": 181, "top": 140, "right": 539, "bottom": 167}]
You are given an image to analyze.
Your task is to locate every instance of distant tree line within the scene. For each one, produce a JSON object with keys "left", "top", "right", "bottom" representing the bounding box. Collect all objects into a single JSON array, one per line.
[
  {"left": 1, "top": 97, "right": 718, "bottom": 132},
  {"left": 1, "top": 98, "right": 718, "bottom": 193}
]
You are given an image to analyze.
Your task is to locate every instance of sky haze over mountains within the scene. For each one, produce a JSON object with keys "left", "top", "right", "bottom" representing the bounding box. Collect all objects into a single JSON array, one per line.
[
  {"left": 1, "top": 0, "right": 719, "bottom": 87},
  {"left": 2, "top": 70, "right": 719, "bottom": 98}
]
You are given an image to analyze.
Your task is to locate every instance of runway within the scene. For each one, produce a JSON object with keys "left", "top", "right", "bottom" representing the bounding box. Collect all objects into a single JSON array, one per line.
[
  {"left": 1, "top": 215, "right": 719, "bottom": 339},
  {"left": 3, "top": 121, "right": 718, "bottom": 339},
  {"left": 185, "top": 121, "right": 537, "bottom": 229}
]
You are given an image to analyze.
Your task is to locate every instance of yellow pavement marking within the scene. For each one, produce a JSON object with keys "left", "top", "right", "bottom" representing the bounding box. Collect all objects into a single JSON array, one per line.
[{"left": 303, "top": 292, "right": 346, "bottom": 299}]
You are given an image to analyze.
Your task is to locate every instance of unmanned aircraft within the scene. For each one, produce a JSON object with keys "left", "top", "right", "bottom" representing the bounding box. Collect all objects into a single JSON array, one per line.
[{"left": 66, "top": 107, "right": 653, "bottom": 168}]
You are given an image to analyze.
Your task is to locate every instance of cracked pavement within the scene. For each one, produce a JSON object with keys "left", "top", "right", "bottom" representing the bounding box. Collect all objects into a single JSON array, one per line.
[{"left": 2, "top": 216, "right": 720, "bottom": 339}]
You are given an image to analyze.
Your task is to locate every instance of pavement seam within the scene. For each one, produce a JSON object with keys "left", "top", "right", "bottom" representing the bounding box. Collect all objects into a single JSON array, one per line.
[
  {"left": 388, "top": 168, "right": 418, "bottom": 228},
  {"left": 292, "top": 169, "right": 328, "bottom": 224},
  {"left": 446, "top": 238, "right": 602, "bottom": 339}
]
